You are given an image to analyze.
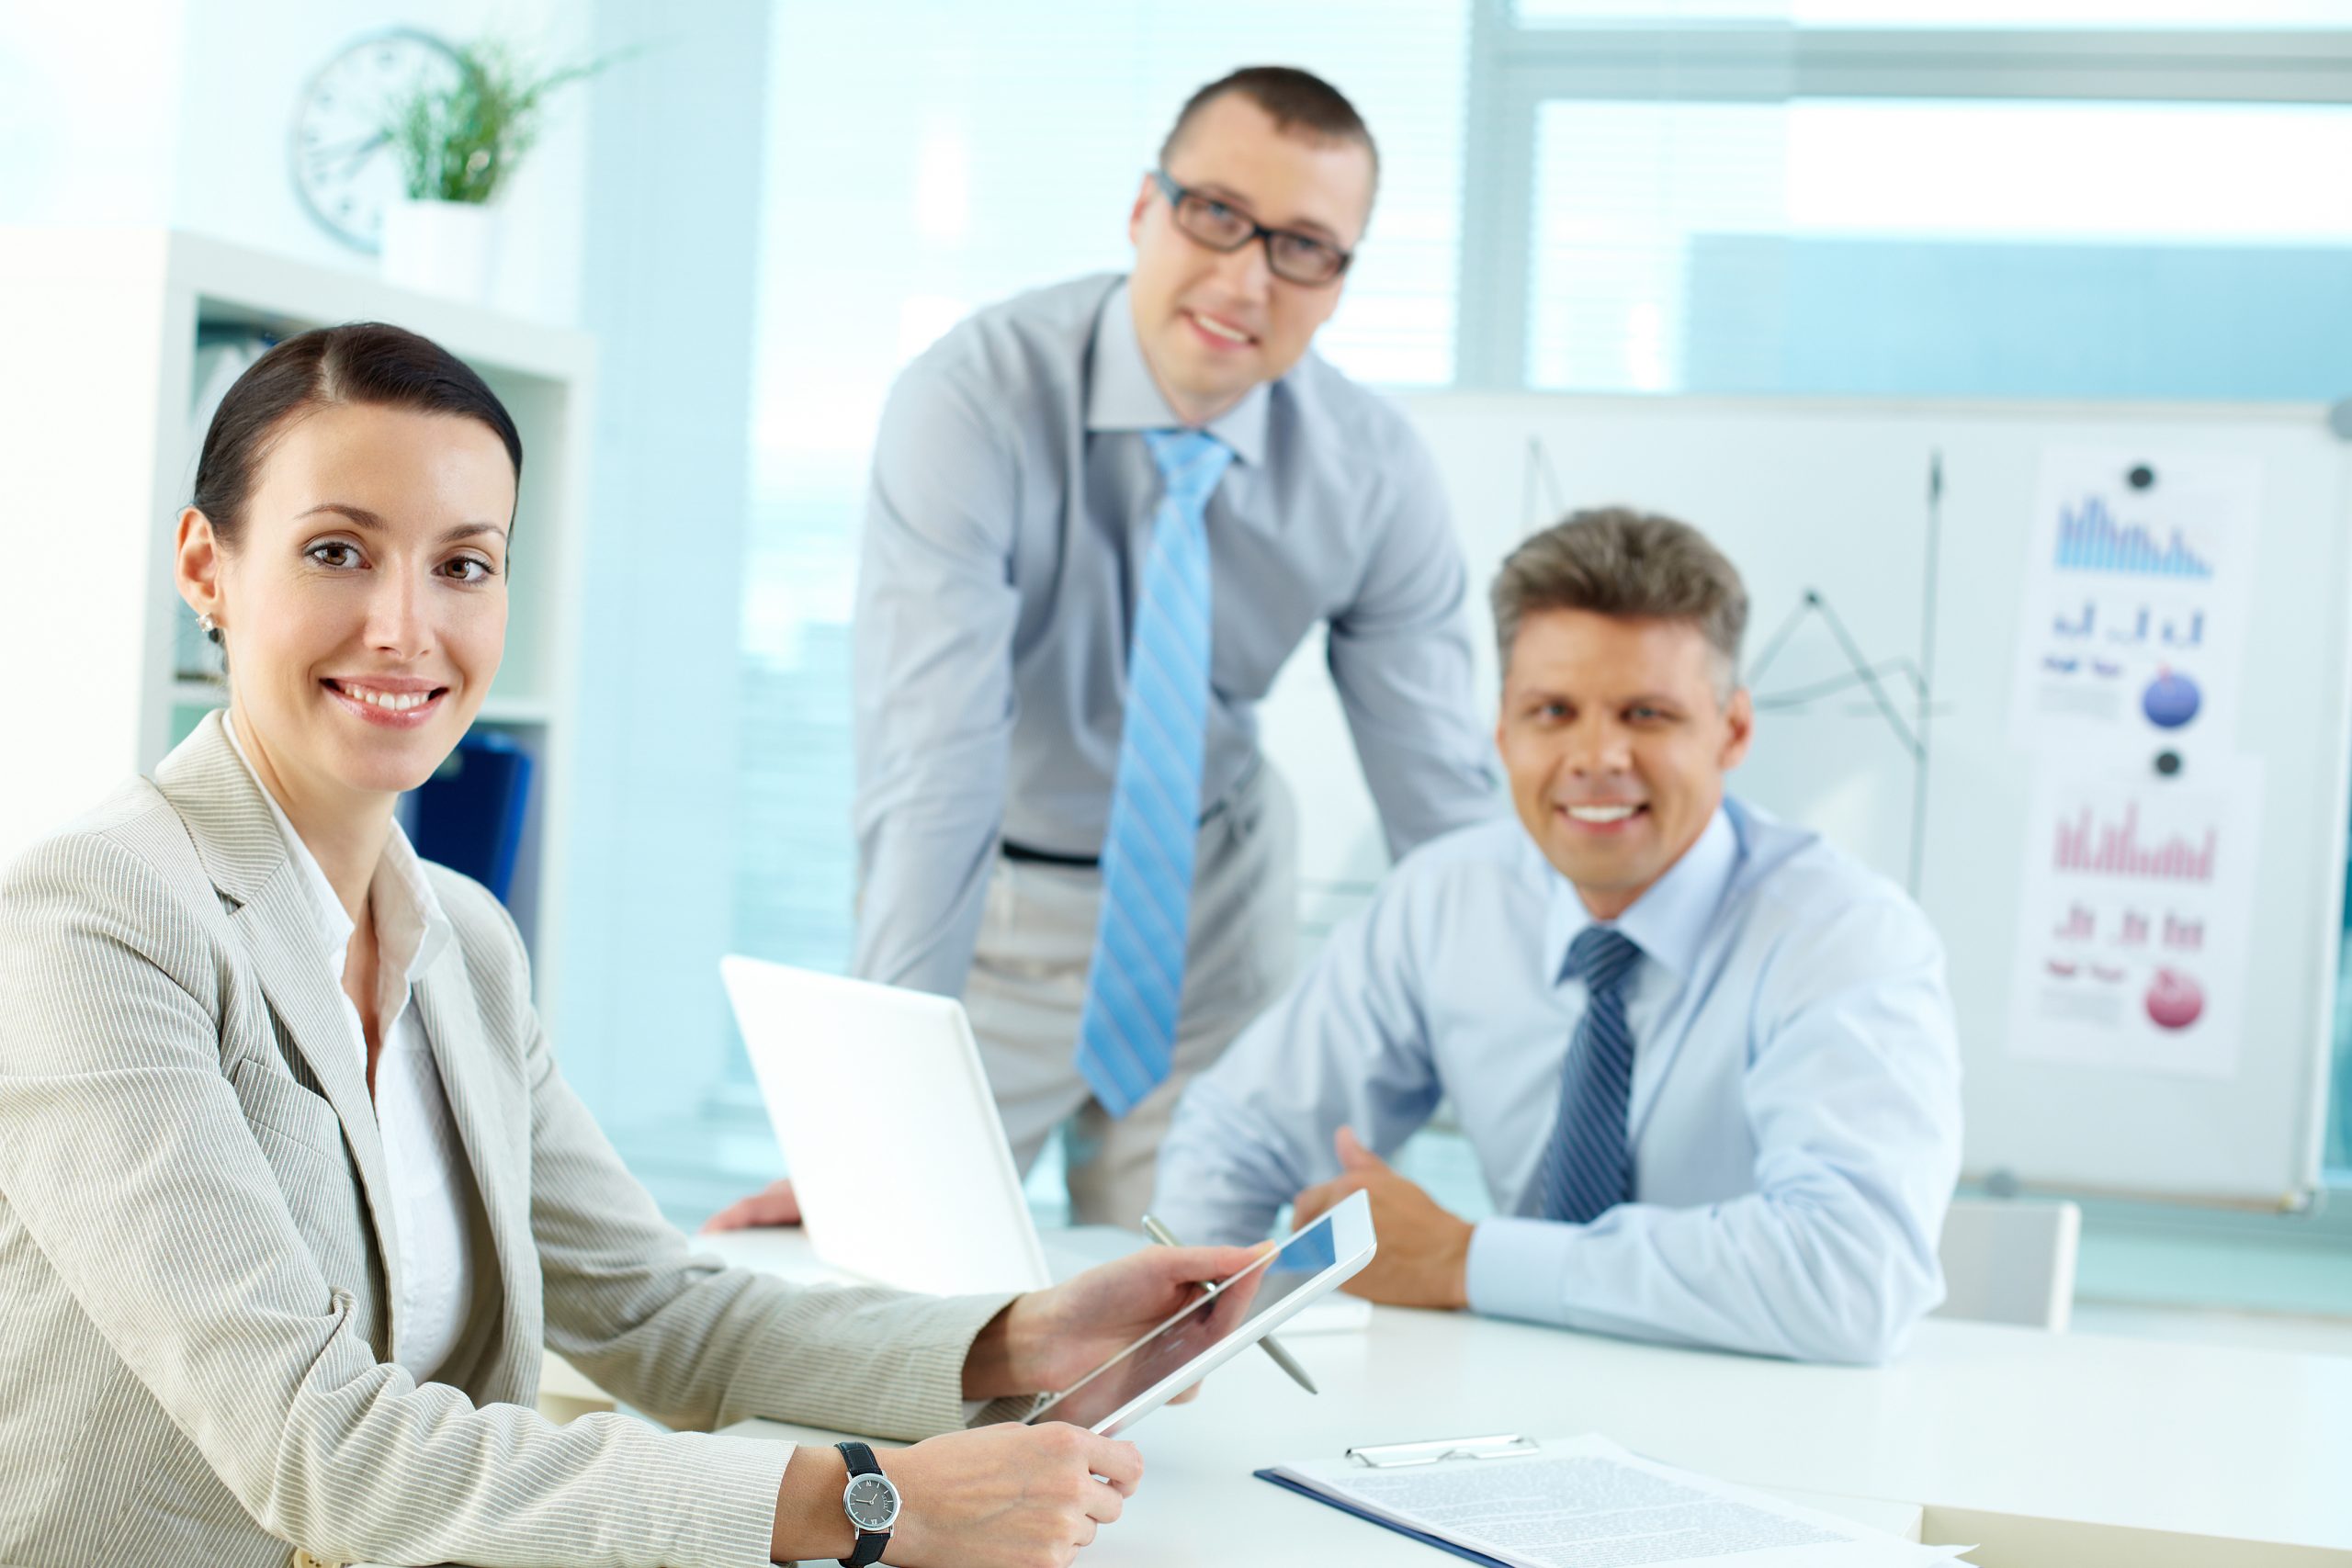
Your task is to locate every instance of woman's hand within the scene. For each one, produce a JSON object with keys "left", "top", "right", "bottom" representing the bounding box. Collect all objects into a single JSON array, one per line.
[
  {"left": 963, "top": 1243, "right": 1270, "bottom": 1399},
  {"left": 771, "top": 1246, "right": 1269, "bottom": 1562},
  {"left": 772, "top": 1426, "right": 1139, "bottom": 1568},
  {"left": 888, "top": 1423, "right": 1141, "bottom": 1566}
]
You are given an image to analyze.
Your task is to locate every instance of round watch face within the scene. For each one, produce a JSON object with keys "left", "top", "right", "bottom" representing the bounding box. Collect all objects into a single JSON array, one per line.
[{"left": 845, "top": 1472, "right": 900, "bottom": 1532}]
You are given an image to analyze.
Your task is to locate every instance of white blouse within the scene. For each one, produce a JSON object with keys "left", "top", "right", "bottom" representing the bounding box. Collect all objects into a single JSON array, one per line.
[{"left": 226, "top": 716, "right": 476, "bottom": 1382}]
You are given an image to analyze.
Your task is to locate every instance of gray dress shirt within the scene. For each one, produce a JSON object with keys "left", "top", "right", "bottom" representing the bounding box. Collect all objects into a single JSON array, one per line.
[{"left": 852, "top": 273, "right": 1500, "bottom": 998}]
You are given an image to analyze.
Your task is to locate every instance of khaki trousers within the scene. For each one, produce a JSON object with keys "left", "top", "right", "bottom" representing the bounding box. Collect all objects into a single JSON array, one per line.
[{"left": 965, "top": 761, "right": 1298, "bottom": 1226}]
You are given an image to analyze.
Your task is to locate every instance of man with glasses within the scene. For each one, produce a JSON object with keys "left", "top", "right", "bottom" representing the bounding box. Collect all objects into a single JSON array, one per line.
[{"left": 709, "top": 66, "right": 1499, "bottom": 1231}]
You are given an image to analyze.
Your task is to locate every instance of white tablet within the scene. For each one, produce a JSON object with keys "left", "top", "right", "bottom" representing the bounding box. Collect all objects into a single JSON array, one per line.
[{"left": 1026, "top": 1190, "right": 1376, "bottom": 1436}]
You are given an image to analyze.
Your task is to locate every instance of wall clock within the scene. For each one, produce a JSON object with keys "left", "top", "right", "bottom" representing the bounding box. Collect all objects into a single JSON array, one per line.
[{"left": 288, "top": 27, "right": 464, "bottom": 253}]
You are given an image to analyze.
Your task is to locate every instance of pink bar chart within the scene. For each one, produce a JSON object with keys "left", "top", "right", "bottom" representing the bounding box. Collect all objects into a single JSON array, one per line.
[{"left": 2052, "top": 804, "right": 2217, "bottom": 882}]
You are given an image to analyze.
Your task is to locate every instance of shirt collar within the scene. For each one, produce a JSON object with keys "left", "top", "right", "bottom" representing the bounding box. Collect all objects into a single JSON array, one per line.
[
  {"left": 1084, "top": 278, "right": 1270, "bottom": 468},
  {"left": 223, "top": 710, "right": 453, "bottom": 990},
  {"left": 1537, "top": 805, "right": 1741, "bottom": 988}
]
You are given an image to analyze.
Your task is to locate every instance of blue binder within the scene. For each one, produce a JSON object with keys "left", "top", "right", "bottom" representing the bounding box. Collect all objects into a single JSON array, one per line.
[{"left": 410, "top": 729, "right": 534, "bottom": 903}]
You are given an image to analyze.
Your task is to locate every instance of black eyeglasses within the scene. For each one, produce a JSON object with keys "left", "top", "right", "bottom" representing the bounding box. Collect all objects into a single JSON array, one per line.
[{"left": 1151, "top": 171, "right": 1353, "bottom": 288}]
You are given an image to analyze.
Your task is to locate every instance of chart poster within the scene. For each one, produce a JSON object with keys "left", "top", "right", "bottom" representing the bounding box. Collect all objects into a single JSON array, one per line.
[
  {"left": 2007, "top": 757, "right": 2262, "bottom": 1080},
  {"left": 2007, "top": 447, "right": 2262, "bottom": 754}
]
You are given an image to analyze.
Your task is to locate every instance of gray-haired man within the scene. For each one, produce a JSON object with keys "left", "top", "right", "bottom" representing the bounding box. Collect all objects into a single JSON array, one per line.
[{"left": 1154, "top": 509, "right": 1963, "bottom": 1364}]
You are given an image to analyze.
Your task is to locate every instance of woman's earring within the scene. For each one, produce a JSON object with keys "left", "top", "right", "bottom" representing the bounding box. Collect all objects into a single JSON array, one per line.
[{"left": 197, "top": 612, "right": 220, "bottom": 645}]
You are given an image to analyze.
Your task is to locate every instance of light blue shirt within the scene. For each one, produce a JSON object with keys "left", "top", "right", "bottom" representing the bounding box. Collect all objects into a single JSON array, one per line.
[
  {"left": 850, "top": 274, "right": 1500, "bottom": 997},
  {"left": 1153, "top": 799, "right": 1963, "bottom": 1365}
]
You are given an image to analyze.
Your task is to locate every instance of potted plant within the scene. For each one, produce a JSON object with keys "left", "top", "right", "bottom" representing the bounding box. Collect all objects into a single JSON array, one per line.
[{"left": 379, "top": 40, "right": 602, "bottom": 303}]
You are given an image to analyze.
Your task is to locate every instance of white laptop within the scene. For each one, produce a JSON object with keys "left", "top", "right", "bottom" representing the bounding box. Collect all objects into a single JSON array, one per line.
[
  {"left": 718, "top": 954, "right": 1374, "bottom": 1332},
  {"left": 721, "top": 955, "right": 1100, "bottom": 1294}
]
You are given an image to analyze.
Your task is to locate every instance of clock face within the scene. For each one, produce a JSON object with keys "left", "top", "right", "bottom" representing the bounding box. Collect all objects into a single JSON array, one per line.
[
  {"left": 845, "top": 1473, "right": 899, "bottom": 1530},
  {"left": 289, "top": 28, "right": 464, "bottom": 254}
]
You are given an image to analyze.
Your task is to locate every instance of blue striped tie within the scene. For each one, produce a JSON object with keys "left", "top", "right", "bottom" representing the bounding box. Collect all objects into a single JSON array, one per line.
[
  {"left": 1074, "top": 429, "right": 1234, "bottom": 1119},
  {"left": 1536, "top": 926, "right": 1645, "bottom": 1224}
]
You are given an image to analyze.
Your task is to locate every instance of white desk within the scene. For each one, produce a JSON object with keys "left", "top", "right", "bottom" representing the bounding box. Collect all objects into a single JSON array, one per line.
[{"left": 703, "top": 1229, "right": 2352, "bottom": 1568}]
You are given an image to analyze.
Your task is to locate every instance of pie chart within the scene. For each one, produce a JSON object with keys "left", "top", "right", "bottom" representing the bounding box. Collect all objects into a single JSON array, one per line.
[
  {"left": 2143, "top": 670, "right": 2200, "bottom": 729},
  {"left": 2145, "top": 968, "right": 2204, "bottom": 1031}
]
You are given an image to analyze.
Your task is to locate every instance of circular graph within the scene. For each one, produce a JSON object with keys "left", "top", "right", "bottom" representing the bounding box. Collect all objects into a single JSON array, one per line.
[
  {"left": 2145, "top": 968, "right": 2205, "bottom": 1031},
  {"left": 2142, "top": 669, "right": 2201, "bottom": 729}
]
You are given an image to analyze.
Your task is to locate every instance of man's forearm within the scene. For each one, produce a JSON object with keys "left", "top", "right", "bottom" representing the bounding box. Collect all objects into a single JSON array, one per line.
[
  {"left": 1469, "top": 1196, "right": 1934, "bottom": 1364},
  {"left": 1153, "top": 1089, "right": 1298, "bottom": 1246}
]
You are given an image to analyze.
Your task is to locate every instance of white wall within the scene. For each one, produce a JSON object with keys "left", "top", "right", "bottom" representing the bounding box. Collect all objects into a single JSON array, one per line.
[
  {"left": 0, "top": 6, "right": 187, "bottom": 225},
  {"left": 551, "top": 0, "right": 768, "bottom": 1133},
  {"left": 1, "top": 0, "right": 589, "bottom": 323}
]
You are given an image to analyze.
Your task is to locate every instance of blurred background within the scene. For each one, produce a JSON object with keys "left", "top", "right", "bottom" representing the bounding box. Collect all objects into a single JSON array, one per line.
[{"left": 6, "top": 0, "right": 2348, "bottom": 1349}]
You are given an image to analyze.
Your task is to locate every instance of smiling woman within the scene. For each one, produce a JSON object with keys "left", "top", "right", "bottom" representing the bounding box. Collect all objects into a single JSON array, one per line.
[
  {"left": 178, "top": 323, "right": 522, "bottom": 824},
  {"left": 0, "top": 321, "right": 1266, "bottom": 1566}
]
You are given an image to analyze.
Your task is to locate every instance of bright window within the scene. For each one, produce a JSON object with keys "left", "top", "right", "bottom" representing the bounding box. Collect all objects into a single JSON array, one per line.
[
  {"left": 1528, "top": 97, "right": 2352, "bottom": 391},
  {"left": 1516, "top": 0, "right": 2352, "bottom": 25}
]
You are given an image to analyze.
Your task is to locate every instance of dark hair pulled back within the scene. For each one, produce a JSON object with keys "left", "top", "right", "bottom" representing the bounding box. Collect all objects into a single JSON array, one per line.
[{"left": 190, "top": 321, "right": 524, "bottom": 548}]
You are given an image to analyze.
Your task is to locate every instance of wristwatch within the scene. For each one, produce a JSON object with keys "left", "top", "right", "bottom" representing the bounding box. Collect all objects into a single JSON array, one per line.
[{"left": 835, "top": 1440, "right": 900, "bottom": 1567}]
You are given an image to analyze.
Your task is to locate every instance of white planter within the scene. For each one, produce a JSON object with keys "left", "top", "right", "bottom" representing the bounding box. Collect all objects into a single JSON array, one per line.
[{"left": 380, "top": 197, "right": 500, "bottom": 305}]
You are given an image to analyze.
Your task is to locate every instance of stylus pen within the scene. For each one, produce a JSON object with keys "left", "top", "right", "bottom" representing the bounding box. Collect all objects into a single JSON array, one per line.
[{"left": 1139, "top": 1213, "right": 1318, "bottom": 1395}]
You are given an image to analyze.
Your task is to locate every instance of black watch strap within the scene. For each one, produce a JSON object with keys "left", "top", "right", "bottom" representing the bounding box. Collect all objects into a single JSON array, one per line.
[{"left": 836, "top": 1441, "right": 892, "bottom": 1568}]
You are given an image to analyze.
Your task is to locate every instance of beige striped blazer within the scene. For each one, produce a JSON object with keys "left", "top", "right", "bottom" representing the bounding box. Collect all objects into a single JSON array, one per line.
[{"left": 0, "top": 713, "right": 1016, "bottom": 1568}]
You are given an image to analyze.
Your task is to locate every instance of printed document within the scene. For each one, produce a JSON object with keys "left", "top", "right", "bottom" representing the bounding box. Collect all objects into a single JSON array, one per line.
[{"left": 1263, "top": 1435, "right": 1973, "bottom": 1567}]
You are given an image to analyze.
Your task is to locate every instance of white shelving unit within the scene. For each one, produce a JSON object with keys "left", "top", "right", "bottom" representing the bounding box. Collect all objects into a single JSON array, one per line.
[{"left": 1, "top": 228, "right": 593, "bottom": 1007}]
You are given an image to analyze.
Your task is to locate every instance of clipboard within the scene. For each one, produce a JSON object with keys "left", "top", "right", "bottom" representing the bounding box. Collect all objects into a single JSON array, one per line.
[
  {"left": 1345, "top": 1433, "right": 1541, "bottom": 1468},
  {"left": 1253, "top": 1433, "right": 1544, "bottom": 1567}
]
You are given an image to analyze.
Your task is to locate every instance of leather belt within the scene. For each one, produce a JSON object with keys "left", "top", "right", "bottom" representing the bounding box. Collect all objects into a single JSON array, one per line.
[
  {"left": 1001, "top": 840, "right": 1100, "bottom": 868},
  {"left": 1001, "top": 780, "right": 1240, "bottom": 871}
]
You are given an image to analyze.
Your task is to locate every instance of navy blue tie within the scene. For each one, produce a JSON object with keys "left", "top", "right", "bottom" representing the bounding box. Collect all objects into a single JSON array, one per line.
[{"left": 1536, "top": 926, "right": 1645, "bottom": 1224}]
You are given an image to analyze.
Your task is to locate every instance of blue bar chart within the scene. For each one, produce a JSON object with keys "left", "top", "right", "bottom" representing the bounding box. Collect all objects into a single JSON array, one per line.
[{"left": 2054, "top": 495, "right": 2214, "bottom": 580}]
